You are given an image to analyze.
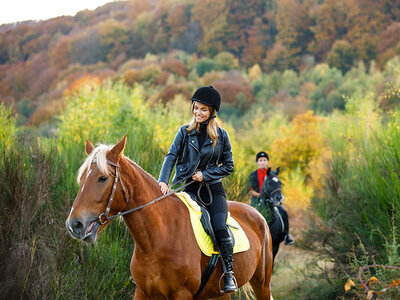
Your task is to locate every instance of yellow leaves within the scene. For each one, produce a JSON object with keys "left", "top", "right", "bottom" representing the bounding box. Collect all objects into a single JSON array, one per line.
[
  {"left": 344, "top": 278, "right": 356, "bottom": 291},
  {"left": 366, "top": 276, "right": 380, "bottom": 286},
  {"left": 271, "top": 111, "right": 326, "bottom": 171},
  {"left": 248, "top": 64, "right": 263, "bottom": 81},
  {"left": 346, "top": 271, "right": 400, "bottom": 299},
  {"left": 280, "top": 169, "right": 313, "bottom": 209},
  {"left": 366, "top": 290, "right": 378, "bottom": 300}
]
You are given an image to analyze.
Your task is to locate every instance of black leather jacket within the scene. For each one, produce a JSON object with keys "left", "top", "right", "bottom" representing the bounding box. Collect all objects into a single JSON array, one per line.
[{"left": 158, "top": 125, "right": 234, "bottom": 185}]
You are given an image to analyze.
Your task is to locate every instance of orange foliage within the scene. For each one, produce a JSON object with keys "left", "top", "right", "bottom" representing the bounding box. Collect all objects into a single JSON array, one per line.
[
  {"left": 242, "top": 17, "right": 266, "bottom": 68},
  {"left": 63, "top": 74, "right": 102, "bottom": 97},
  {"left": 377, "top": 22, "right": 400, "bottom": 66},
  {"left": 157, "top": 84, "right": 191, "bottom": 103},
  {"left": 155, "top": 71, "right": 171, "bottom": 85},
  {"left": 213, "top": 79, "right": 254, "bottom": 109},
  {"left": 308, "top": 0, "right": 348, "bottom": 60},
  {"left": 166, "top": 3, "right": 190, "bottom": 36},
  {"left": 202, "top": 71, "right": 223, "bottom": 86},
  {"left": 161, "top": 59, "right": 188, "bottom": 77},
  {"left": 263, "top": 43, "right": 291, "bottom": 72}
]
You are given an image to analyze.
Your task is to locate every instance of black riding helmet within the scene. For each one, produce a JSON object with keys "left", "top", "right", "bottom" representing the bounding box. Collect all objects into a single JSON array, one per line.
[
  {"left": 256, "top": 151, "right": 269, "bottom": 161},
  {"left": 190, "top": 86, "right": 221, "bottom": 112}
]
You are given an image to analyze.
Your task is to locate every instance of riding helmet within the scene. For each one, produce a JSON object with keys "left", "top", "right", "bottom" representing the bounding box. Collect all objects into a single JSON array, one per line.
[
  {"left": 190, "top": 86, "right": 221, "bottom": 112},
  {"left": 256, "top": 151, "right": 269, "bottom": 161}
]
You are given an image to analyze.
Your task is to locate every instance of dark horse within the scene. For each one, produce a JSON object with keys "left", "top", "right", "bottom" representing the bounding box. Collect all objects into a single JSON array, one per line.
[
  {"left": 66, "top": 135, "right": 273, "bottom": 299},
  {"left": 259, "top": 168, "right": 287, "bottom": 260}
]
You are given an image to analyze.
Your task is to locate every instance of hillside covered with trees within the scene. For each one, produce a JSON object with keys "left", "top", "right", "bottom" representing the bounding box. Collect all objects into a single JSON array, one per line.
[{"left": 1, "top": 0, "right": 400, "bottom": 126}]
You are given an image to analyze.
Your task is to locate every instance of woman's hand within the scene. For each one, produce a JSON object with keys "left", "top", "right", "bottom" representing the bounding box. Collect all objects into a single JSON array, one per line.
[
  {"left": 250, "top": 190, "right": 260, "bottom": 198},
  {"left": 159, "top": 182, "right": 171, "bottom": 195},
  {"left": 192, "top": 171, "right": 204, "bottom": 182}
]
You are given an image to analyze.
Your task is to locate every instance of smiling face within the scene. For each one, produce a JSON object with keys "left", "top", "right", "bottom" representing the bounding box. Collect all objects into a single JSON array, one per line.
[
  {"left": 193, "top": 101, "right": 212, "bottom": 123},
  {"left": 257, "top": 157, "right": 269, "bottom": 169}
]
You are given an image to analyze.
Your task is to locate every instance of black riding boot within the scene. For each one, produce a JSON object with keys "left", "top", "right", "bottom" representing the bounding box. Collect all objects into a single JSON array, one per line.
[{"left": 218, "top": 237, "right": 238, "bottom": 293}]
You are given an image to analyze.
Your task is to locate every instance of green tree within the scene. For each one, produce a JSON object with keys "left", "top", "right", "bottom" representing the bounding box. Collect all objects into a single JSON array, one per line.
[{"left": 327, "top": 40, "right": 355, "bottom": 73}]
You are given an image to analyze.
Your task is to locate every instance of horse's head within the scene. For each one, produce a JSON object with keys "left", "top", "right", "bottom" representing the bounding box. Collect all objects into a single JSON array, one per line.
[
  {"left": 261, "top": 167, "right": 284, "bottom": 206},
  {"left": 66, "top": 135, "right": 128, "bottom": 243}
]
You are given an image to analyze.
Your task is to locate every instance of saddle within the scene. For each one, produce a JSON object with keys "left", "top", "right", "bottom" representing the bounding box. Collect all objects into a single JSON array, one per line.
[{"left": 176, "top": 192, "right": 250, "bottom": 256}]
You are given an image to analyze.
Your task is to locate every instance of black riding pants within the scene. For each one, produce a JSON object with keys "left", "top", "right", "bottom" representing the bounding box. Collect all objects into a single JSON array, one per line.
[{"left": 185, "top": 181, "right": 230, "bottom": 241}]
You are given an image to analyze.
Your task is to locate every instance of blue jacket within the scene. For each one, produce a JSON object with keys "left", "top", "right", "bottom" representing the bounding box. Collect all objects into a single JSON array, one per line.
[{"left": 158, "top": 125, "right": 234, "bottom": 185}]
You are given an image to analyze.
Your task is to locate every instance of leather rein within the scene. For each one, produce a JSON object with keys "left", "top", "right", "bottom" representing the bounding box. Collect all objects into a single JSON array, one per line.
[{"left": 95, "top": 159, "right": 195, "bottom": 225}]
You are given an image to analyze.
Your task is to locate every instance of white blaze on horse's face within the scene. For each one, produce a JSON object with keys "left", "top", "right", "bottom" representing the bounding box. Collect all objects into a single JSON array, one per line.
[
  {"left": 81, "top": 168, "right": 93, "bottom": 192},
  {"left": 272, "top": 177, "right": 278, "bottom": 182}
]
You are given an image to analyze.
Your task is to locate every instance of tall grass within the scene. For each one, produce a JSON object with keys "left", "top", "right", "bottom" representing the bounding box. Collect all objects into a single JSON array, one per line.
[{"left": 300, "top": 98, "right": 400, "bottom": 298}]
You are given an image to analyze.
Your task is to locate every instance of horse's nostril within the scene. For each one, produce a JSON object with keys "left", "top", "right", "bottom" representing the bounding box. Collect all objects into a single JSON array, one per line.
[{"left": 71, "top": 219, "right": 84, "bottom": 234}]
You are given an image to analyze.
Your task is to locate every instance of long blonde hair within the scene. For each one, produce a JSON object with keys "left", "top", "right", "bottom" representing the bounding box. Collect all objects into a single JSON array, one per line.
[{"left": 186, "top": 102, "right": 220, "bottom": 148}]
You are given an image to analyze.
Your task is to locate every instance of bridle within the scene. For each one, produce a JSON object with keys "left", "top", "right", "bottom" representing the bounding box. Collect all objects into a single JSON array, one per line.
[
  {"left": 95, "top": 159, "right": 194, "bottom": 225},
  {"left": 264, "top": 178, "right": 283, "bottom": 206},
  {"left": 97, "top": 159, "right": 129, "bottom": 224}
]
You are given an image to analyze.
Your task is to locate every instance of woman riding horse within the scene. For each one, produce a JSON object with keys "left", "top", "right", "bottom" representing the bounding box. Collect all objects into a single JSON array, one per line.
[
  {"left": 158, "top": 86, "right": 238, "bottom": 293},
  {"left": 66, "top": 135, "right": 273, "bottom": 299}
]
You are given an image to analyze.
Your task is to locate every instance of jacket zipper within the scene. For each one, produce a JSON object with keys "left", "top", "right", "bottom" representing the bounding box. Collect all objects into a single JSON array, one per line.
[
  {"left": 216, "top": 138, "right": 221, "bottom": 164},
  {"left": 205, "top": 143, "right": 214, "bottom": 169}
]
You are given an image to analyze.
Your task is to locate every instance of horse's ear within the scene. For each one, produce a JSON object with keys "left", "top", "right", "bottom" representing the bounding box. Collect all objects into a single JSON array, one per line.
[
  {"left": 86, "top": 139, "right": 95, "bottom": 155},
  {"left": 267, "top": 167, "right": 271, "bottom": 176},
  {"left": 109, "top": 134, "right": 127, "bottom": 161},
  {"left": 275, "top": 167, "right": 280, "bottom": 175}
]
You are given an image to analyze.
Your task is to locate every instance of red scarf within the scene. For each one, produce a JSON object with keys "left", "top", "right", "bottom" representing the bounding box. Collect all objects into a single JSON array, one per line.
[{"left": 257, "top": 168, "right": 267, "bottom": 192}]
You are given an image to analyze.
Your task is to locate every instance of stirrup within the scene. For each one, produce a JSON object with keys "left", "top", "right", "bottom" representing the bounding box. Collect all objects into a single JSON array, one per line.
[{"left": 218, "top": 272, "right": 238, "bottom": 294}]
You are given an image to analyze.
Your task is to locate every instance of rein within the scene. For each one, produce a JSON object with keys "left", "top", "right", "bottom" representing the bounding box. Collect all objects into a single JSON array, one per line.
[{"left": 96, "top": 159, "right": 195, "bottom": 225}]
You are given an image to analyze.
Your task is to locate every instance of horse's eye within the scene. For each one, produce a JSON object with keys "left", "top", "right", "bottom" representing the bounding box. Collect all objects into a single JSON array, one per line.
[{"left": 98, "top": 176, "right": 108, "bottom": 182}]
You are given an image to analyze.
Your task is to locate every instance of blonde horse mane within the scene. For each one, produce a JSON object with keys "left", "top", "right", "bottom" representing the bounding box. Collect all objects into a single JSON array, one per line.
[{"left": 77, "top": 144, "right": 114, "bottom": 183}]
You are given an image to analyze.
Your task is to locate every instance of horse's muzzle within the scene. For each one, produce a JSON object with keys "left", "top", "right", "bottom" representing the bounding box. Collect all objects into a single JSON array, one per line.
[{"left": 66, "top": 217, "right": 100, "bottom": 243}]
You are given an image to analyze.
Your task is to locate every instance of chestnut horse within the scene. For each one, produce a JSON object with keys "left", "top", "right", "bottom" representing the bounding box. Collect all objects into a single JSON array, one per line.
[{"left": 66, "top": 135, "right": 273, "bottom": 299}]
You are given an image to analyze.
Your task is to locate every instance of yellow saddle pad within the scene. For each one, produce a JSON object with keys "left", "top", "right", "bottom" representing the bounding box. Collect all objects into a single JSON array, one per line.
[{"left": 176, "top": 192, "right": 250, "bottom": 257}]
